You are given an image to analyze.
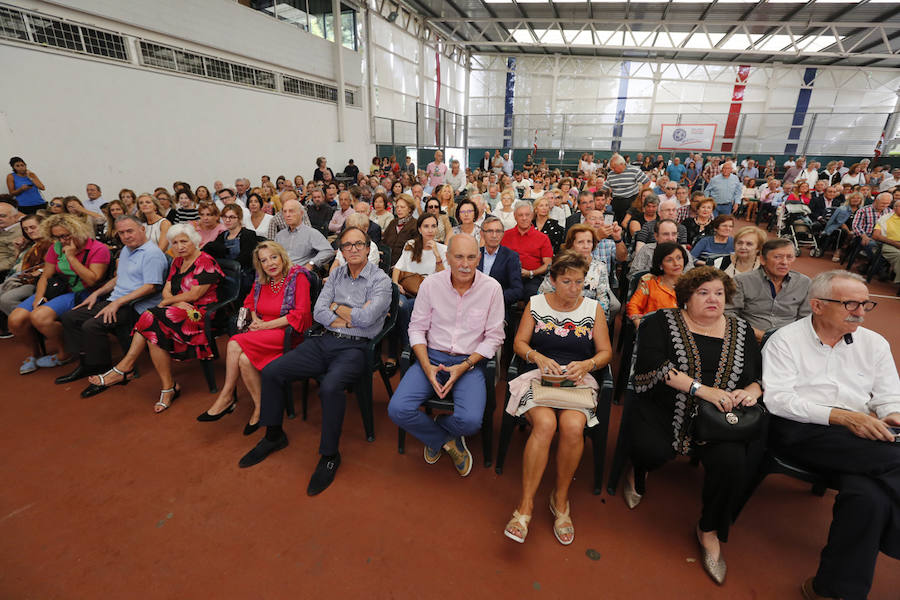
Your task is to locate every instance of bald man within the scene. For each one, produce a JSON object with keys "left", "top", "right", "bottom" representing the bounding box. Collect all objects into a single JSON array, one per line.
[{"left": 388, "top": 235, "right": 505, "bottom": 478}]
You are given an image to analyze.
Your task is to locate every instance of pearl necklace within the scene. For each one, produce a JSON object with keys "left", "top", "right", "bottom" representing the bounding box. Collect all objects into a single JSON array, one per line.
[{"left": 269, "top": 276, "right": 286, "bottom": 294}]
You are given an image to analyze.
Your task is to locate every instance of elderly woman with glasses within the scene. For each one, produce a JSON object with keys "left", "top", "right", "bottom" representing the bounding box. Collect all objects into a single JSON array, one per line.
[
  {"left": 205, "top": 203, "right": 262, "bottom": 298},
  {"left": 85, "top": 224, "right": 223, "bottom": 412},
  {"left": 8, "top": 213, "right": 110, "bottom": 374}
]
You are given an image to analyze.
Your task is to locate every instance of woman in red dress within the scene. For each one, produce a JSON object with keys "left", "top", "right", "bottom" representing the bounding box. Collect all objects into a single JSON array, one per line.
[
  {"left": 84, "top": 224, "right": 223, "bottom": 412},
  {"left": 197, "top": 241, "right": 311, "bottom": 434}
]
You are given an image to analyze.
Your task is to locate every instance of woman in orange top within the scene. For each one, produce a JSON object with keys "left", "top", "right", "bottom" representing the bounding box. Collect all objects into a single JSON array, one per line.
[{"left": 626, "top": 242, "right": 686, "bottom": 327}]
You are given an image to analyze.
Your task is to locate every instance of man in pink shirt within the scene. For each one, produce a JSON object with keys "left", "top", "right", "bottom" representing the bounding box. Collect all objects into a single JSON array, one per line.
[
  {"left": 388, "top": 234, "right": 505, "bottom": 477},
  {"left": 425, "top": 150, "right": 448, "bottom": 190}
]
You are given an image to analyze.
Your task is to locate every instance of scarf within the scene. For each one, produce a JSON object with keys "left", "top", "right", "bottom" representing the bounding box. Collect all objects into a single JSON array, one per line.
[{"left": 252, "top": 264, "right": 306, "bottom": 317}]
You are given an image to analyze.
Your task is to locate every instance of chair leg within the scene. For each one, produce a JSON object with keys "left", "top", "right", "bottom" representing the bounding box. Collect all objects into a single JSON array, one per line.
[
  {"left": 201, "top": 359, "right": 217, "bottom": 393},
  {"left": 481, "top": 392, "right": 495, "bottom": 468},
  {"left": 284, "top": 384, "right": 295, "bottom": 420},
  {"left": 398, "top": 427, "right": 406, "bottom": 454},
  {"left": 606, "top": 398, "right": 633, "bottom": 496},
  {"left": 495, "top": 410, "right": 518, "bottom": 475},
  {"left": 301, "top": 378, "right": 309, "bottom": 420},
  {"left": 356, "top": 379, "right": 376, "bottom": 443},
  {"left": 591, "top": 396, "right": 612, "bottom": 495}
]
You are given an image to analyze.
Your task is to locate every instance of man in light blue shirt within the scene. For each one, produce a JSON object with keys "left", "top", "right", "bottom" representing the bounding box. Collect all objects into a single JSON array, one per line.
[
  {"left": 665, "top": 157, "right": 686, "bottom": 184},
  {"left": 57, "top": 215, "right": 168, "bottom": 387},
  {"left": 705, "top": 161, "right": 743, "bottom": 215}
]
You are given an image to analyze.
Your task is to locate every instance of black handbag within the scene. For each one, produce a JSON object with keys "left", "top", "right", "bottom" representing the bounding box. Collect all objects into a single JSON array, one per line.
[
  {"left": 694, "top": 400, "right": 766, "bottom": 443},
  {"left": 42, "top": 273, "right": 73, "bottom": 301}
]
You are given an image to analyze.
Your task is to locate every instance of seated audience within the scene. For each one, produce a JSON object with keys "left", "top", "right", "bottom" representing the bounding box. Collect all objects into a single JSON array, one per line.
[
  {"left": 100, "top": 200, "right": 127, "bottom": 250},
  {"left": 503, "top": 251, "right": 612, "bottom": 545},
  {"left": 382, "top": 194, "right": 418, "bottom": 268},
  {"left": 56, "top": 216, "right": 167, "bottom": 390},
  {"left": 539, "top": 224, "right": 618, "bottom": 317},
  {"left": 502, "top": 202, "right": 553, "bottom": 298},
  {"left": 64, "top": 196, "right": 103, "bottom": 225},
  {"left": 370, "top": 192, "right": 393, "bottom": 231},
  {"left": 239, "top": 226, "right": 391, "bottom": 496},
  {"left": 330, "top": 213, "right": 381, "bottom": 274},
  {"left": 85, "top": 224, "right": 222, "bottom": 412},
  {"left": 174, "top": 189, "right": 200, "bottom": 223},
  {"left": 691, "top": 215, "right": 735, "bottom": 264},
  {"left": 0, "top": 214, "right": 51, "bottom": 333},
  {"left": 134, "top": 195, "right": 170, "bottom": 254},
  {"left": 352, "top": 201, "right": 382, "bottom": 244},
  {"left": 626, "top": 267, "right": 763, "bottom": 586},
  {"left": 824, "top": 191, "right": 863, "bottom": 262},
  {"left": 328, "top": 191, "right": 355, "bottom": 235},
  {"left": 205, "top": 204, "right": 261, "bottom": 297},
  {"left": 634, "top": 199, "right": 687, "bottom": 251},
  {"left": 0, "top": 196, "right": 23, "bottom": 276},
  {"left": 852, "top": 192, "right": 893, "bottom": 261},
  {"left": 423, "top": 196, "right": 454, "bottom": 244},
  {"left": 449, "top": 199, "right": 482, "bottom": 246},
  {"left": 9, "top": 213, "right": 110, "bottom": 373},
  {"left": 709, "top": 226, "right": 765, "bottom": 278},
  {"left": 629, "top": 219, "right": 694, "bottom": 278},
  {"left": 477, "top": 215, "right": 523, "bottom": 313},
  {"left": 199, "top": 241, "right": 312, "bottom": 434},
  {"left": 274, "top": 199, "right": 335, "bottom": 272},
  {"left": 494, "top": 189, "right": 517, "bottom": 231},
  {"left": 626, "top": 242, "right": 687, "bottom": 327},
  {"left": 623, "top": 192, "right": 659, "bottom": 238},
  {"left": 388, "top": 234, "right": 505, "bottom": 478},
  {"left": 762, "top": 270, "right": 899, "bottom": 600},
  {"left": 727, "top": 238, "right": 811, "bottom": 341}
]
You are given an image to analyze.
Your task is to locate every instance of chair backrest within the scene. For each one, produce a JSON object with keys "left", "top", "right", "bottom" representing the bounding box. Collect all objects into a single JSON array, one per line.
[
  {"left": 377, "top": 243, "right": 392, "bottom": 276},
  {"left": 214, "top": 259, "right": 242, "bottom": 308},
  {"left": 626, "top": 270, "right": 649, "bottom": 302},
  {"left": 303, "top": 268, "right": 323, "bottom": 308}
]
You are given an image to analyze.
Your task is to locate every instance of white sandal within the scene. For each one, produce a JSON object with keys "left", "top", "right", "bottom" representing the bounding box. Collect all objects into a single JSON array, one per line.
[
  {"left": 504, "top": 510, "right": 531, "bottom": 543},
  {"left": 154, "top": 384, "right": 180, "bottom": 413},
  {"left": 550, "top": 491, "right": 575, "bottom": 546}
]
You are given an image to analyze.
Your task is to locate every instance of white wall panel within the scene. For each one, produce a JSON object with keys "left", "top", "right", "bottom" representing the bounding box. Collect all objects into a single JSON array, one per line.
[{"left": 0, "top": 45, "right": 372, "bottom": 198}]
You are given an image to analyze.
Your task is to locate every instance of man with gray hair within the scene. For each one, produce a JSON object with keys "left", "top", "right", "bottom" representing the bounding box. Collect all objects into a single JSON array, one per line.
[
  {"left": 55, "top": 215, "right": 168, "bottom": 388},
  {"left": 274, "top": 199, "right": 334, "bottom": 272},
  {"left": 501, "top": 201, "right": 553, "bottom": 297},
  {"left": 705, "top": 161, "right": 742, "bottom": 216},
  {"left": 634, "top": 199, "right": 687, "bottom": 250},
  {"left": 603, "top": 153, "right": 651, "bottom": 223},
  {"left": 445, "top": 159, "right": 465, "bottom": 194},
  {"left": 234, "top": 178, "right": 250, "bottom": 206},
  {"left": 762, "top": 270, "right": 900, "bottom": 600}
]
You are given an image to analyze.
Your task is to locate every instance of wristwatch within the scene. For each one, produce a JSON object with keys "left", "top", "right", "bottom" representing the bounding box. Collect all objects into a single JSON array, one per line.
[{"left": 463, "top": 357, "right": 475, "bottom": 371}]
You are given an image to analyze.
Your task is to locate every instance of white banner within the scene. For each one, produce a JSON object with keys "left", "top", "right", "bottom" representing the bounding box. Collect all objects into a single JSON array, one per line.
[{"left": 658, "top": 124, "right": 718, "bottom": 151}]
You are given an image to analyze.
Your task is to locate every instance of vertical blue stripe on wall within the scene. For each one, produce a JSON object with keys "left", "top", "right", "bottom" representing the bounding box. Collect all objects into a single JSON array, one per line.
[
  {"left": 785, "top": 67, "right": 817, "bottom": 154},
  {"left": 502, "top": 57, "right": 516, "bottom": 149},
  {"left": 611, "top": 61, "right": 630, "bottom": 153}
]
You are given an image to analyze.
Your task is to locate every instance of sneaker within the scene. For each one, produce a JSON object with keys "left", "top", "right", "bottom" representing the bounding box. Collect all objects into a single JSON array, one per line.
[
  {"left": 444, "top": 436, "right": 473, "bottom": 477},
  {"left": 35, "top": 354, "right": 75, "bottom": 368},
  {"left": 424, "top": 444, "right": 442, "bottom": 465},
  {"left": 0, "top": 330, "right": 13, "bottom": 339},
  {"left": 19, "top": 356, "right": 37, "bottom": 375}
]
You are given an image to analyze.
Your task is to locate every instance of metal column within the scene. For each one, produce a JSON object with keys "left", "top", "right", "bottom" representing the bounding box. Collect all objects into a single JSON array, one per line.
[{"left": 332, "top": 0, "right": 345, "bottom": 142}]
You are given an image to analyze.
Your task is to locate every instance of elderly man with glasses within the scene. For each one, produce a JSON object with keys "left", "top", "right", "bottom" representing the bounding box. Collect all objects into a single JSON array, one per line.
[
  {"left": 762, "top": 270, "right": 900, "bottom": 600},
  {"left": 477, "top": 216, "right": 523, "bottom": 315}
]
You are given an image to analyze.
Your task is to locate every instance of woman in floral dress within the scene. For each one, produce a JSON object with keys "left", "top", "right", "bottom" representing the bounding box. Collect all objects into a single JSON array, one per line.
[{"left": 85, "top": 224, "right": 223, "bottom": 412}]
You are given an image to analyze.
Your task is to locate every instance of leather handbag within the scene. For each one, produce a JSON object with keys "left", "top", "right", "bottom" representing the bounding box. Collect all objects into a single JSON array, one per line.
[
  {"left": 234, "top": 307, "right": 252, "bottom": 333},
  {"left": 530, "top": 380, "right": 595, "bottom": 411},
  {"left": 42, "top": 273, "right": 72, "bottom": 301},
  {"left": 397, "top": 271, "right": 425, "bottom": 296},
  {"left": 694, "top": 400, "right": 766, "bottom": 443}
]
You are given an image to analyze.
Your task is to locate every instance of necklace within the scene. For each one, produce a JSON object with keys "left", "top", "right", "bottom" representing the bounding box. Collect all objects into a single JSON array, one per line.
[
  {"left": 269, "top": 276, "right": 286, "bottom": 294},
  {"left": 683, "top": 310, "right": 721, "bottom": 336}
]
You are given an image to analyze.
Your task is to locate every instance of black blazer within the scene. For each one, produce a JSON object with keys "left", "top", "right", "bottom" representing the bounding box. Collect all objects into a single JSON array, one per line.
[
  {"left": 565, "top": 212, "right": 585, "bottom": 231},
  {"left": 478, "top": 245, "right": 523, "bottom": 306},
  {"left": 204, "top": 228, "right": 263, "bottom": 272}
]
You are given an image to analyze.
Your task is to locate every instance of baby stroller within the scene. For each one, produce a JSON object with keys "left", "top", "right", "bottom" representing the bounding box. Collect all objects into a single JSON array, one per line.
[{"left": 777, "top": 202, "right": 822, "bottom": 257}]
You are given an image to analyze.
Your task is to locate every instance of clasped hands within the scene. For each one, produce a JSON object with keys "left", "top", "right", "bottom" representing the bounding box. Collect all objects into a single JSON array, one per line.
[
  {"left": 532, "top": 353, "right": 591, "bottom": 382},
  {"left": 423, "top": 362, "right": 469, "bottom": 399},
  {"left": 696, "top": 385, "right": 759, "bottom": 413}
]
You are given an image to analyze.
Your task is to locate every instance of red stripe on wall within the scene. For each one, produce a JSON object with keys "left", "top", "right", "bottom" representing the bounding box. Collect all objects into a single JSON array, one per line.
[{"left": 721, "top": 65, "right": 750, "bottom": 152}]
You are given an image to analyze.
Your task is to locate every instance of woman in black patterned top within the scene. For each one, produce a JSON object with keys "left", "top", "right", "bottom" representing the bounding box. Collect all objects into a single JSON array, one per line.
[{"left": 625, "top": 266, "right": 762, "bottom": 586}]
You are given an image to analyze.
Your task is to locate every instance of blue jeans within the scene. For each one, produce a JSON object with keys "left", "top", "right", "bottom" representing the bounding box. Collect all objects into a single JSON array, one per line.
[
  {"left": 388, "top": 348, "right": 486, "bottom": 450},
  {"left": 715, "top": 203, "right": 733, "bottom": 216}
]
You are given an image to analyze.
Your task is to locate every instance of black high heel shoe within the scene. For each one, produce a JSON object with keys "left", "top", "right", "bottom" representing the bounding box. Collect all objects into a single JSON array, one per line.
[{"left": 197, "top": 399, "right": 237, "bottom": 422}]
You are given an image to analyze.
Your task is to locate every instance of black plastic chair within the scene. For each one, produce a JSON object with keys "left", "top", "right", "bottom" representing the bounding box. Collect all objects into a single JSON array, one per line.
[
  {"left": 376, "top": 243, "right": 392, "bottom": 276},
  {"left": 614, "top": 270, "right": 648, "bottom": 402},
  {"left": 494, "top": 357, "right": 614, "bottom": 495},
  {"left": 282, "top": 269, "right": 323, "bottom": 419},
  {"left": 199, "top": 258, "right": 242, "bottom": 393},
  {"left": 296, "top": 283, "right": 400, "bottom": 443},
  {"left": 396, "top": 347, "right": 498, "bottom": 468}
]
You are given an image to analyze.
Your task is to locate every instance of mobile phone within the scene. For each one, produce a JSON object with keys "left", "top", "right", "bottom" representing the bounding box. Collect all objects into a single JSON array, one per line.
[
  {"left": 890, "top": 426, "right": 900, "bottom": 442},
  {"left": 604, "top": 214, "right": 614, "bottom": 226}
]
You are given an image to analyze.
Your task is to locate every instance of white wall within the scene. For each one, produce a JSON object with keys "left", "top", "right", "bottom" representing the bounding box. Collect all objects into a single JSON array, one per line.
[
  {"left": 33, "top": 0, "right": 362, "bottom": 86},
  {"left": 0, "top": 44, "right": 372, "bottom": 198}
]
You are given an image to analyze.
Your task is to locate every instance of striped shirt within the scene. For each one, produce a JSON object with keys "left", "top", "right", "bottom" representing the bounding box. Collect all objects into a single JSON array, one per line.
[
  {"left": 603, "top": 166, "right": 650, "bottom": 198},
  {"left": 851, "top": 204, "right": 891, "bottom": 237}
]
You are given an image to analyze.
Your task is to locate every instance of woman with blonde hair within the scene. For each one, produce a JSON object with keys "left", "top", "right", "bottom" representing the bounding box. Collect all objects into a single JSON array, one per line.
[
  {"left": 198, "top": 241, "right": 311, "bottom": 433},
  {"left": 8, "top": 213, "right": 110, "bottom": 373},
  {"left": 137, "top": 193, "right": 172, "bottom": 252},
  {"left": 709, "top": 226, "right": 765, "bottom": 277}
]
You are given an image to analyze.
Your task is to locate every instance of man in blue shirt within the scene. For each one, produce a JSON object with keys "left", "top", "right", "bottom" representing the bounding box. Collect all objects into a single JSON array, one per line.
[
  {"left": 705, "top": 161, "right": 743, "bottom": 216},
  {"left": 56, "top": 215, "right": 168, "bottom": 388},
  {"left": 240, "top": 226, "right": 392, "bottom": 496},
  {"left": 665, "top": 157, "right": 686, "bottom": 185}
]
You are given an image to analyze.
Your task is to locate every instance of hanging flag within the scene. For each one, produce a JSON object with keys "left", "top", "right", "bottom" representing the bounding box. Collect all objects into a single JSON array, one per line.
[
  {"left": 533, "top": 129, "right": 538, "bottom": 155},
  {"left": 874, "top": 131, "right": 884, "bottom": 159}
]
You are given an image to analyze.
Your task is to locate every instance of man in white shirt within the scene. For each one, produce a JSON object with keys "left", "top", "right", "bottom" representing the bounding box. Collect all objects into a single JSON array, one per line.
[
  {"left": 512, "top": 172, "right": 532, "bottom": 198},
  {"left": 83, "top": 183, "right": 105, "bottom": 215},
  {"left": 837, "top": 160, "right": 849, "bottom": 176},
  {"left": 762, "top": 270, "right": 900, "bottom": 600},
  {"left": 879, "top": 168, "right": 900, "bottom": 192},
  {"left": 795, "top": 161, "right": 819, "bottom": 187},
  {"left": 502, "top": 153, "right": 514, "bottom": 177},
  {"left": 783, "top": 157, "right": 796, "bottom": 169}
]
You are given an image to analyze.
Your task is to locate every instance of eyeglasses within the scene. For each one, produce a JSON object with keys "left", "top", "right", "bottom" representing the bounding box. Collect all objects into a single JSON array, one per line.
[
  {"left": 340, "top": 240, "right": 367, "bottom": 251},
  {"left": 482, "top": 228, "right": 504, "bottom": 235},
  {"left": 222, "top": 215, "right": 239, "bottom": 220},
  {"left": 816, "top": 298, "right": 877, "bottom": 312},
  {"left": 52, "top": 233, "right": 73, "bottom": 241}
]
